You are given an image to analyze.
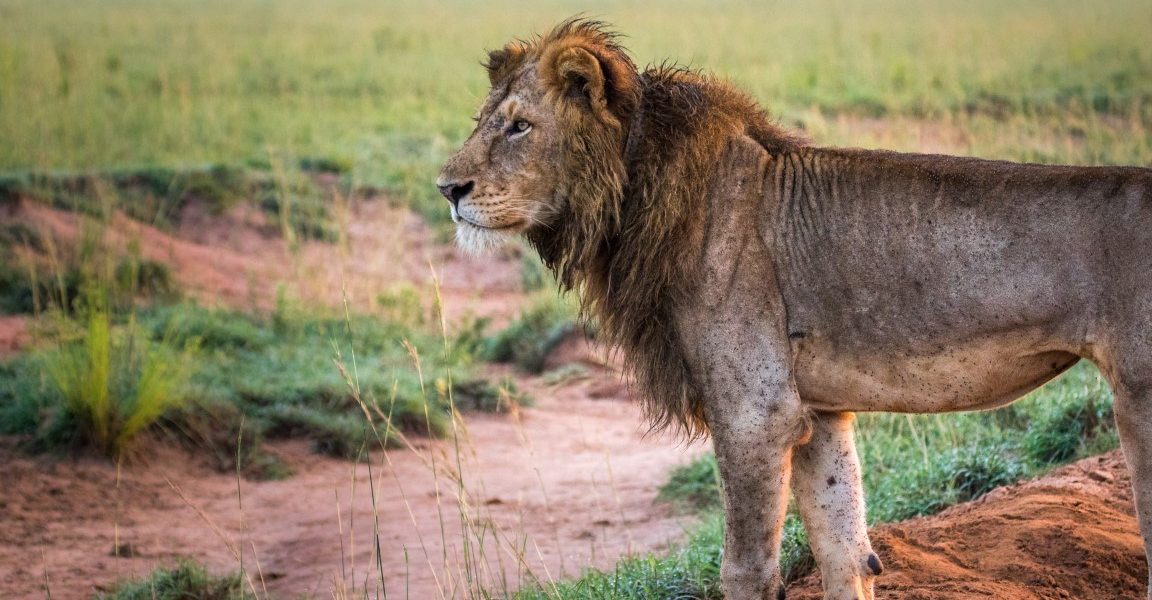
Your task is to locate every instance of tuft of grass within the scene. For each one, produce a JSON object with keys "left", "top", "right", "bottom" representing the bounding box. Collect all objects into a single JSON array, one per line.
[
  {"left": 516, "top": 512, "right": 724, "bottom": 600},
  {"left": 164, "top": 398, "right": 290, "bottom": 480},
  {"left": 657, "top": 453, "right": 722, "bottom": 512},
  {"left": 483, "top": 293, "right": 580, "bottom": 373},
  {"left": 37, "top": 307, "right": 197, "bottom": 458},
  {"left": 451, "top": 377, "right": 530, "bottom": 413},
  {"left": 95, "top": 560, "right": 251, "bottom": 600}
]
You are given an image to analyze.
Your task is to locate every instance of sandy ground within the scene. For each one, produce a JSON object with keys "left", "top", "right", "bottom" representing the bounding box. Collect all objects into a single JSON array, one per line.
[{"left": 789, "top": 450, "right": 1146, "bottom": 599}]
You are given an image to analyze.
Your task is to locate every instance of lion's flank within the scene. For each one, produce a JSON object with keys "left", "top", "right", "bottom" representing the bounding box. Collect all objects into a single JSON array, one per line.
[{"left": 504, "top": 18, "right": 805, "bottom": 438}]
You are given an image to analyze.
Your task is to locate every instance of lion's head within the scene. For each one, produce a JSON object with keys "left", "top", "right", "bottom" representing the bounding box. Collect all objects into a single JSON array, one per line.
[{"left": 436, "top": 20, "right": 641, "bottom": 263}]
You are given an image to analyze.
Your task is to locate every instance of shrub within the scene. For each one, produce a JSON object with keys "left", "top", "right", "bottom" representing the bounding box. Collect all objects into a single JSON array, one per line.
[
  {"left": 1023, "top": 399, "right": 1112, "bottom": 465},
  {"left": 39, "top": 309, "right": 196, "bottom": 457},
  {"left": 657, "top": 453, "right": 721, "bottom": 512},
  {"left": 483, "top": 294, "right": 579, "bottom": 373},
  {"left": 95, "top": 560, "right": 251, "bottom": 600}
]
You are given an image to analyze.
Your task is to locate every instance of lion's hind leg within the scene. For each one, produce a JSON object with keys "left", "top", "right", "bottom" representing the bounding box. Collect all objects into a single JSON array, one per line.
[{"left": 791, "top": 411, "right": 881, "bottom": 600}]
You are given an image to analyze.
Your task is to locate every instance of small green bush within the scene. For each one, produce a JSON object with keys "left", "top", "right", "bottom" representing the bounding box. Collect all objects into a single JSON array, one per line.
[
  {"left": 657, "top": 453, "right": 721, "bottom": 512},
  {"left": 1023, "top": 399, "right": 1112, "bottom": 465},
  {"left": 483, "top": 294, "right": 579, "bottom": 373},
  {"left": 95, "top": 560, "right": 251, "bottom": 600},
  {"left": 39, "top": 309, "right": 197, "bottom": 458}
]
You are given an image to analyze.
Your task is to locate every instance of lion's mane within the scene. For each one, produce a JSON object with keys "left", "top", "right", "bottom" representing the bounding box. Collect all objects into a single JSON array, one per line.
[{"left": 493, "top": 19, "right": 806, "bottom": 437}]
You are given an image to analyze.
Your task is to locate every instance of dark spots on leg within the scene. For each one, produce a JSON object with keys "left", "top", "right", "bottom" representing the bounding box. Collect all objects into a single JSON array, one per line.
[
  {"left": 788, "top": 331, "right": 806, "bottom": 340},
  {"left": 827, "top": 475, "right": 837, "bottom": 486},
  {"left": 867, "top": 553, "right": 883, "bottom": 576}
]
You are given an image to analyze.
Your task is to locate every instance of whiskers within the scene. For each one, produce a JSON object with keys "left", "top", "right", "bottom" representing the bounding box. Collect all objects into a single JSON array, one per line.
[{"left": 453, "top": 197, "right": 553, "bottom": 255}]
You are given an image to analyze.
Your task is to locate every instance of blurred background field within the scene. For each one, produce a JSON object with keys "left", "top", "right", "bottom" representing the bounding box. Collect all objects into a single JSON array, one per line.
[
  {"left": 2, "top": 0, "right": 1150, "bottom": 218},
  {"left": 0, "top": 0, "right": 1150, "bottom": 598}
]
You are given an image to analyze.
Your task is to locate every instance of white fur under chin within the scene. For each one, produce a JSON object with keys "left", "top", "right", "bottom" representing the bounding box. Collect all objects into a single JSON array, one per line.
[{"left": 455, "top": 222, "right": 513, "bottom": 255}]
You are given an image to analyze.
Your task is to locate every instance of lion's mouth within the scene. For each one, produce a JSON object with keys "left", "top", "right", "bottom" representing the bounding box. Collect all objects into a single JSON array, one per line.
[{"left": 458, "top": 217, "right": 524, "bottom": 232}]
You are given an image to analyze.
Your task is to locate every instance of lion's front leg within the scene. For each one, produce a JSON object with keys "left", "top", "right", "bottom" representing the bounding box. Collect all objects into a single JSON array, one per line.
[
  {"left": 791, "top": 411, "right": 881, "bottom": 600},
  {"left": 707, "top": 383, "right": 809, "bottom": 600}
]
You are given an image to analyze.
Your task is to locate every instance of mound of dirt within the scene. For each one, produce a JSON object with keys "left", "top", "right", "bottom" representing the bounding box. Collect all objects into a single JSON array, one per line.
[{"left": 789, "top": 450, "right": 1146, "bottom": 599}]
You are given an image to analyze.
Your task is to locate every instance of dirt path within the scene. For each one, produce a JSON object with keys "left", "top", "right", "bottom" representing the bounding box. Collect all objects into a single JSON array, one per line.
[
  {"left": 789, "top": 450, "right": 1146, "bottom": 599},
  {"left": 0, "top": 357, "right": 705, "bottom": 599}
]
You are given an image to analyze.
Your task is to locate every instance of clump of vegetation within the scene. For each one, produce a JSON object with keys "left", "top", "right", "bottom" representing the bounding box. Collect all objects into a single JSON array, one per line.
[
  {"left": 516, "top": 513, "right": 724, "bottom": 600},
  {"left": 657, "top": 453, "right": 722, "bottom": 512},
  {"left": 36, "top": 307, "right": 196, "bottom": 458},
  {"left": 163, "top": 398, "right": 290, "bottom": 480},
  {"left": 3, "top": 300, "right": 517, "bottom": 467},
  {"left": 483, "top": 293, "right": 580, "bottom": 373},
  {"left": 95, "top": 560, "right": 251, "bottom": 600}
]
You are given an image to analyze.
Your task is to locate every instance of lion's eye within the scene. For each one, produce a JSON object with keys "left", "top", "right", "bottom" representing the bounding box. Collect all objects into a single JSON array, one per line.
[{"left": 507, "top": 120, "right": 532, "bottom": 137}]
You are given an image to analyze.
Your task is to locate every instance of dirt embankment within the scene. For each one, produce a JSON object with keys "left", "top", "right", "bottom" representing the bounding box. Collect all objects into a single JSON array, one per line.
[{"left": 790, "top": 450, "right": 1146, "bottom": 600}]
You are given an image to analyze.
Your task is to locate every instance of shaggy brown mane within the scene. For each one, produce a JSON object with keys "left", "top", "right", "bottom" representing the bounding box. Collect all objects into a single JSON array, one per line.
[{"left": 503, "top": 19, "right": 806, "bottom": 437}]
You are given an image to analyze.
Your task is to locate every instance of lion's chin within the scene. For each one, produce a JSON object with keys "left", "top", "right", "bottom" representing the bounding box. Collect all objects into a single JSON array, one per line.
[{"left": 454, "top": 221, "right": 517, "bottom": 255}]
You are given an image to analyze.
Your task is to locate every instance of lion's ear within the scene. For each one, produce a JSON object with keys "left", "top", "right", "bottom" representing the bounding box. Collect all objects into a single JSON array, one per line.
[
  {"left": 484, "top": 44, "right": 526, "bottom": 86},
  {"left": 544, "top": 46, "right": 614, "bottom": 120}
]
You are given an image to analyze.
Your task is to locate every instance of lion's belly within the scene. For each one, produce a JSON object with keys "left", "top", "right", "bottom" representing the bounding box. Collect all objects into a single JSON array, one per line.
[{"left": 792, "top": 333, "right": 1080, "bottom": 413}]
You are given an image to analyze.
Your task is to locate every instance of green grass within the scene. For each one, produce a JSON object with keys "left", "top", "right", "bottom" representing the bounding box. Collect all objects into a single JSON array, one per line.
[
  {"left": 483, "top": 292, "right": 582, "bottom": 374},
  {"left": 1, "top": 0, "right": 1148, "bottom": 223},
  {"left": 0, "top": 301, "right": 517, "bottom": 466},
  {"left": 94, "top": 560, "right": 251, "bottom": 600},
  {"left": 38, "top": 307, "right": 197, "bottom": 458}
]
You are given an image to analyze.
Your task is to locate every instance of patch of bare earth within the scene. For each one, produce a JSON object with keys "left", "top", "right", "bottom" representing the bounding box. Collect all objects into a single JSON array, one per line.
[
  {"left": 789, "top": 450, "right": 1146, "bottom": 599},
  {"left": 0, "top": 315, "right": 29, "bottom": 359}
]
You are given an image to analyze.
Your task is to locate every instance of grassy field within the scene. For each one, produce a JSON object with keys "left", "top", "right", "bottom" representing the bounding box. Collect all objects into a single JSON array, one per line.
[
  {"left": 2, "top": 0, "right": 1149, "bottom": 219},
  {"left": 2, "top": 0, "right": 1151, "bottom": 597}
]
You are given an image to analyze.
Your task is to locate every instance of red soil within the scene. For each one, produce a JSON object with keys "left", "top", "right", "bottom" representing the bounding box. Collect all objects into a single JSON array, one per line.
[{"left": 789, "top": 451, "right": 1146, "bottom": 599}]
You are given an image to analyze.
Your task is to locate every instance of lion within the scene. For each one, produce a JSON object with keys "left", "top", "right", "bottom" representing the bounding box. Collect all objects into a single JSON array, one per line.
[{"left": 437, "top": 19, "right": 1152, "bottom": 600}]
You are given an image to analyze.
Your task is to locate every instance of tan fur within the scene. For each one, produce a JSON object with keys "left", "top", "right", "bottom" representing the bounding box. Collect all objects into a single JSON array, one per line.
[{"left": 439, "top": 19, "right": 1152, "bottom": 600}]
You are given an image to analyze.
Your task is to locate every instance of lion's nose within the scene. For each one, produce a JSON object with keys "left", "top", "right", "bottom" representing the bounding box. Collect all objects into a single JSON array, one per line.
[{"left": 437, "top": 181, "right": 474, "bottom": 207}]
